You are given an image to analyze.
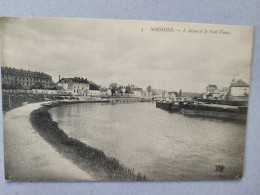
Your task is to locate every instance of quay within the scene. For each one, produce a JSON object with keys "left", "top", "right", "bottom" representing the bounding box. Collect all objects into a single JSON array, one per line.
[
  {"left": 2, "top": 92, "right": 152, "bottom": 112},
  {"left": 107, "top": 97, "right": 151, "bottom": 103}
]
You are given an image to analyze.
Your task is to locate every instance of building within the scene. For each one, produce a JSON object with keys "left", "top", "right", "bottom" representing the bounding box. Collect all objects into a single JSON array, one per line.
[
  {"left": 167, "top": 91, "right": 177, "bottom": 101},
  {"left": 57, "top": 77, "right": 89, "bottom": 96},
  {"left": 152, "top": 89, "right": 165, "bottom": 99},
  {"left": 100, "top": 87, "right": 111, "bottom": 97},
  {"left": 229, "top": 79, "right": 249, "bottom": 101},
  {"left": 88, "top": 90, "right": 101, "bottom": 97},
  {"left": 205, "top": 84, "right": 220, "bottom": 99},
  {"left": 1, "top": 66, "right": 54, "bottom": 90},
  {"left": 131, "top": 87, "right": 143, "bottom": 98},
  {"left": 217, "top": 87, "right": 230, "bottom": 100}
]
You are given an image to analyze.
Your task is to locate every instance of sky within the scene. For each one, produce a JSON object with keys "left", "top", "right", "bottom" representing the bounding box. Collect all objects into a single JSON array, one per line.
[{"left": 0, "top": 17, "right": 253, "bottom": 92}]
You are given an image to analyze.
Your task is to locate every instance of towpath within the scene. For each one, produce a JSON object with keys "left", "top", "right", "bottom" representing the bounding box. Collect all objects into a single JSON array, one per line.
[{"left": 3, "top": 102, "right": 93, "bottom": 181}]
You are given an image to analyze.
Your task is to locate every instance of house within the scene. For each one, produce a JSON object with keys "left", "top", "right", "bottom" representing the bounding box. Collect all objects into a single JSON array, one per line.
[
  {"left": 205, "top": 84, "right": 220, "bottom": 99},
  {"left": 152, "top": 89, "right": 165, "bottom": 99},
  {"left": 216, "top": 87, "right": 229, "bottom": 100},
  {"left": 167, "top": 91, "right": 177, "bottom": 101},
  {"left": 57, "top": 77, "right": 89, "bottom": 96},
  {"left": 87, "top": 90, "right": 101, "bottom": 97},
  {"left": 131, "top": 87, "right": 143, "bottom": 98},
  {"left": 229, "top": 79, "right": 249, "bottom": 101},
  {"left": 100, "top": 87, "right": 111, "bottom": 97}
]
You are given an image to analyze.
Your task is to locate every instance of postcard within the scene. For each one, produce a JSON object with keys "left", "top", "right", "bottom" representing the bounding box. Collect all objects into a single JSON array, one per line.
[{"left": 0, "top": 17, "right": 253, "bottom": 181}]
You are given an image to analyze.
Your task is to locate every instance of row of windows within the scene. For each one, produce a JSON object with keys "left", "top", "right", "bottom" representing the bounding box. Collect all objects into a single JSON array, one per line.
[
  {"left": 73, "top": 90, "right": 87, "bottom": 96},
  {"left": 73, "top": 86, "right": 85, "bottom": 90},
  {"left": 73, "top": 85, "right": 88, "bottom": 90},
  {"left": 3, "top": 80, "right": 50, "bottom": 86},
  {"left": 2, "top": 75, "right": 51, "bottom": 82}
]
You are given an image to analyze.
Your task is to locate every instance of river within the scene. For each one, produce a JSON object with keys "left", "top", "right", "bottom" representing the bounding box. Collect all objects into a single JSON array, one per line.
[{"left": 49, "top": 102, "right": 246, "bottom": 180}]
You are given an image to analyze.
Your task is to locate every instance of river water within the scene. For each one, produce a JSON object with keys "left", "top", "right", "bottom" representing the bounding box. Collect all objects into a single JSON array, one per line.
[{"left": 49, "top": 102, "right": 246, "bottom": 180}]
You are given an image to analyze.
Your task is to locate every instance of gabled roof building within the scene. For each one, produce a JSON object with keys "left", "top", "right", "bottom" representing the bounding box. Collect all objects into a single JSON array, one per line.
[
  {"left": 57, "top": 77, "right": 89, "bottom": 96},
  {"left": 229, "top": 79, "right": 249, "bottom": 101}
]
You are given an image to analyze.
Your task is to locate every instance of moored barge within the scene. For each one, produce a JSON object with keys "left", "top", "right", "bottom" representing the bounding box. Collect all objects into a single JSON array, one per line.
[{"left": 156, "top": 100, "right": 248, "bottom": 121}]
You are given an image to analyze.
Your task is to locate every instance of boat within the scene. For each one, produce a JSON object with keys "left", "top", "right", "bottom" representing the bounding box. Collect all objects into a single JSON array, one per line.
[{"left": 181, "top": 104, "right": 247, "bottom": 121}]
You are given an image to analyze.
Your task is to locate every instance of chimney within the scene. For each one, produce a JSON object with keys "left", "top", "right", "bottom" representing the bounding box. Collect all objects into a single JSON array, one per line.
[{"left": 59, "top": 75, "right": 60, "bottom": 81}]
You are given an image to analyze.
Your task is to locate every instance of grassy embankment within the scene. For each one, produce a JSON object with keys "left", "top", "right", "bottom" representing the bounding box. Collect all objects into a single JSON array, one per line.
[{"left": 30, "top": 102, "right": 148, "bottom": 181}]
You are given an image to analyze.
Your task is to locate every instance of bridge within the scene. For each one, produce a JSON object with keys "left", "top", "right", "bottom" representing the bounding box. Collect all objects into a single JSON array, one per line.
[{"left": 105, "top": 97, "right": 151, "bottom": 103}]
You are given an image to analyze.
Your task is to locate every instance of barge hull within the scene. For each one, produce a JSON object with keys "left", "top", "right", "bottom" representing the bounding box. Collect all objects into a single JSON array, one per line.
[{"left": 181, "top": 108, "right": 247, "bottom": 121}]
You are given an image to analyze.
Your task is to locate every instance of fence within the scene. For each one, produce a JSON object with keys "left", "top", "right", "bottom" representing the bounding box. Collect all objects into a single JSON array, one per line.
[{"left": 2, "top": 89, "right": 71, "bottom": 95}]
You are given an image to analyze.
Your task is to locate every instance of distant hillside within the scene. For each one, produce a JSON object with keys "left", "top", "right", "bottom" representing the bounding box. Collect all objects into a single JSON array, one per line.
[{"left": 181, "top": 92, "right": 203, "bottom": 98}]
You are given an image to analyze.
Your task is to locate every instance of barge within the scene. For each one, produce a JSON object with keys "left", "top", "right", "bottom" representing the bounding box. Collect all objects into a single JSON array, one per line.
[
  {"left": 156, "top": 100, "right": 248, "bottom": 121},
  {"left": 181, "top": 104, "right": 247, "bottom": 121}
]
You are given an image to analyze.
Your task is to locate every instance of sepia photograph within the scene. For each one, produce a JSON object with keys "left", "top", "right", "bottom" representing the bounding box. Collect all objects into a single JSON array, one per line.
[{"left": 0, "top": 17, "right": 253, "bottom": 181}]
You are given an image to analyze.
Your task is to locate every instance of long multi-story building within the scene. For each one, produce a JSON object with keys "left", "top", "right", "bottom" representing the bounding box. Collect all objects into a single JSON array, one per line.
[{"left": 1, "top": 66, "right": 54, "bottom": 90}]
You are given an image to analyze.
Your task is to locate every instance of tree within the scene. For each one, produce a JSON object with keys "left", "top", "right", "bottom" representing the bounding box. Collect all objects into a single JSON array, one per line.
[
  {"left": 147, "top": 85, "right": 152, "bottom": 93},
  {"left": 109, "top": 83, "right": 118, "bottom": 89},
  {"left": 111, "top": 87, "right": 117, "bottom": 97},
  {"left": 30, "top": 83, "right": 44, "bottom": 89},
  {"left": 152, "top": 90, "right": 158, "bottom": 97},
  {"left": 125, "top": 84, "right": 132, "bottom": 94},
  {"left": 89, "top": 83, "right": 100, "bottom": 90},
  {"left": 179, "top": 89, "right": 182, "bottom": 97},
  {"left": 109, "top": 83, "right": 118, "bottom": 97}
]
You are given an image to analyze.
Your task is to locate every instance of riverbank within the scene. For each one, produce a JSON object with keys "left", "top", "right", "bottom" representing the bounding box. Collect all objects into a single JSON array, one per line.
[
  {"left": 3, "top": 102, "right": 94, "bottom": 181},
  {"left": 29, "top": 101, "right": 148, "bottom": 181}
]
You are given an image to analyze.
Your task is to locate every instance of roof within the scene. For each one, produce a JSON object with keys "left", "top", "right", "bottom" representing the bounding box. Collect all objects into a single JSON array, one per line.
[
  {"left": 88, "top": 81, "right": 96, "bottom": 85},
  {"left": 230, "top": 79, "right": 249, "bottom": 87},
  {"left": 207, "top": 84, "right": 218, "bottom": 89},
  {"left": 58, "top": 77, "right": 89, "bottom": 84},
  {"left": 168, "top": 91, "right": 178, "bottom": 94},
  {"left": 59, "top": 78, "right": 69, "bottom": 83},
  {"left": 132, "top": 87, "right": 143, "bottom": 92},
  {"left": 100, "top": 88, "right": 108, "bottom": 92},
  {"left": 1, "top": 66, "right": 52, "bottom": 78},
  {"left": 71, "top": 77, "right": 89, "bottom": 84}
]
